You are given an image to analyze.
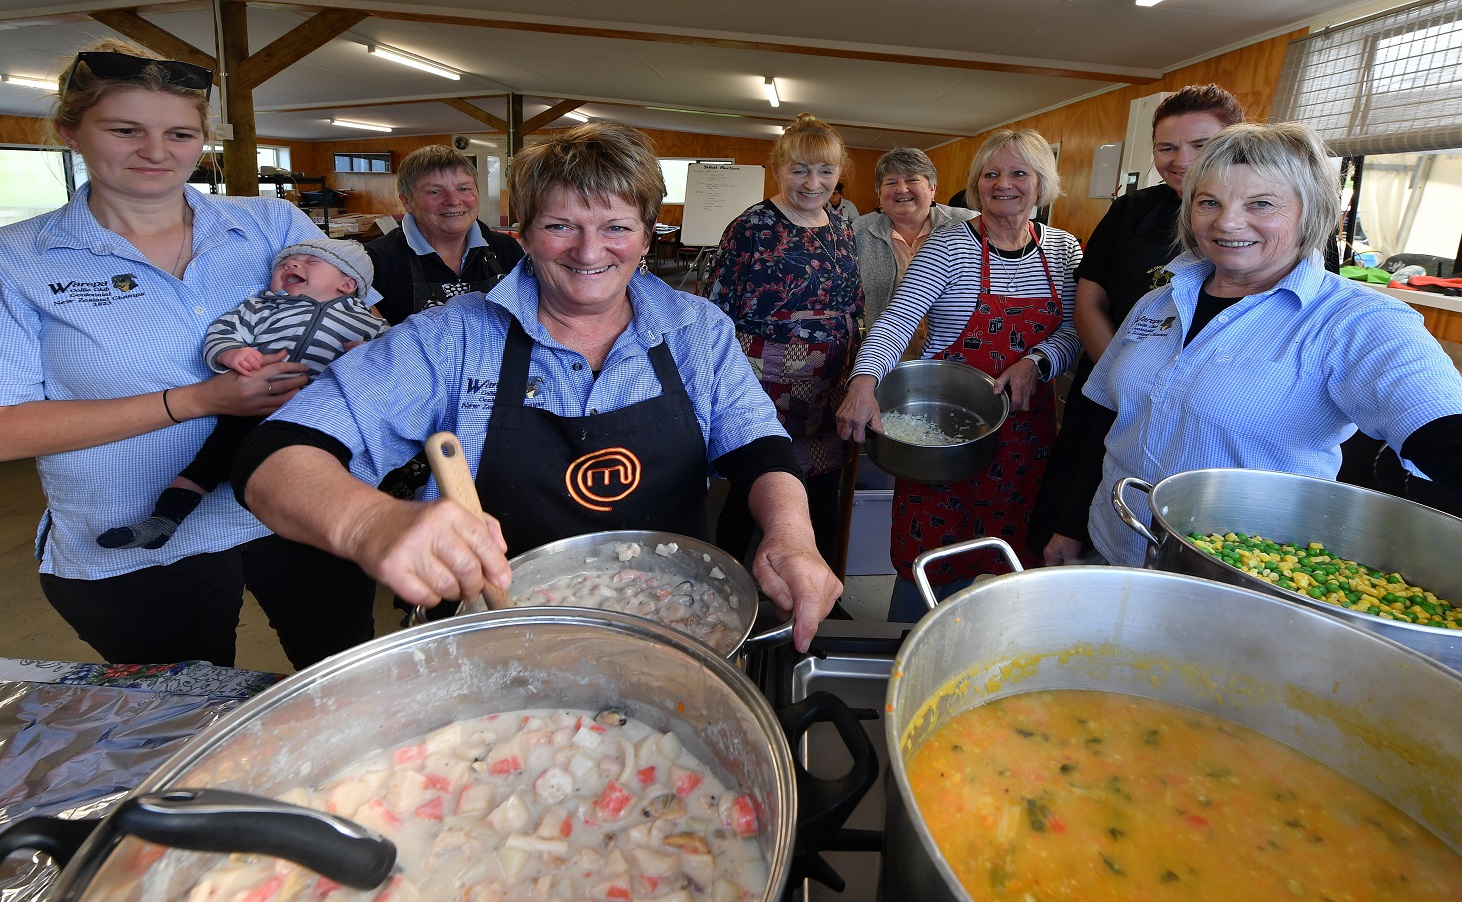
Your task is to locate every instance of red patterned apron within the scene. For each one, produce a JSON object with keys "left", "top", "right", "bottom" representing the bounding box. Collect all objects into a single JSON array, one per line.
[{"left": 891, "top": 221, "right": 1061, "bottom": 582}]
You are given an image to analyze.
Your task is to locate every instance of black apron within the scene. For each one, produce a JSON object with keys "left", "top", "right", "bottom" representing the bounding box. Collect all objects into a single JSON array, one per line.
[
  {"left": 407, "top": 243, "right": 508, "bottom": 314},
  {"left": 476, "top": 319, "right": 710, "bottom": 557}
]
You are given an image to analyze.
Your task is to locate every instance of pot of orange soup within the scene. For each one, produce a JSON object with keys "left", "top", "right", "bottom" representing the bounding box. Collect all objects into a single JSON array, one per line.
[{"left": 883, "top": 537, "right": 1462, "bottom": 902}]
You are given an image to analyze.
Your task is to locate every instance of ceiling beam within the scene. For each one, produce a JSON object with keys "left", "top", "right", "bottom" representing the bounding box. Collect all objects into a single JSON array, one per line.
[
  {"left": 440, "top": 97, "right": 508, "bottom": 132},
  {"left": 237, "top": 8, "right": 367, "bottom": 90},
  {"left": 368, "top": 9, "right": 1158, "bottom": 85},
  {"left": 88, "top": 8, "right": 215, "bottom": 72},
  {"left": 521, "top": 99, "right": 584, "bottom": 133}
]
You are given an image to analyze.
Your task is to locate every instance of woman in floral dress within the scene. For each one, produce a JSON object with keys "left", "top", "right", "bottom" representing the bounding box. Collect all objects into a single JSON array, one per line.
[{"left": 708, "top": 112, "right": 863, "bottom": 567}]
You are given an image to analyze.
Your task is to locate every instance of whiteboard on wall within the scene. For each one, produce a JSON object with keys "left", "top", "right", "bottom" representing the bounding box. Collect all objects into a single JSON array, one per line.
[{"left": 680, "top": 164, "right": 766, "bottom": 247}]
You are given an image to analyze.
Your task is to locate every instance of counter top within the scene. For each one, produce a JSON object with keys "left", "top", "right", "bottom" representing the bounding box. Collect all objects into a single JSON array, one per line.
[{"left": 1375, "top": 283, "right": 1462, "bottom": 315}]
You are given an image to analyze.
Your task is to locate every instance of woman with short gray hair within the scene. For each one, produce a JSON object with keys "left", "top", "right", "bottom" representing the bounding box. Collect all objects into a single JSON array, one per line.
[
  {"left": 1083, "top": 120, "right": 1462, "bottom": 567},
  {"left": 852, "top": 147, "right": 975, "bottom": 336}
]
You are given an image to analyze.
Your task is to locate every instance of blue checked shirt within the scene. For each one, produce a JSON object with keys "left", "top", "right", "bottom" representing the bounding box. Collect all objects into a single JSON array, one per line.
[
  {"left": 1086, "top": 250, "right": 1462, "bottom": 567},
  {"left": 272, "top": 264, "right": 789, "bottom": 491},
  {"left": 0, "top": 185, "right": 323, "bottom": 579}
]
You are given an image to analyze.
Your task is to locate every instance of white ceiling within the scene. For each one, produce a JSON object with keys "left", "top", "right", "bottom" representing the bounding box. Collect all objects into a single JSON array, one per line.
[{"left": 0, "top": 0, "right": 1398, "bottom": 150}]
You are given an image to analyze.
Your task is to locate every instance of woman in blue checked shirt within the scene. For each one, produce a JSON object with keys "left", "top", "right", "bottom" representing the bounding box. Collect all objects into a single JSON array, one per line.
[
  {"left": 236, "top": 123, "right": 842, "bottom": 653},
  {"left": 1083, "top": 122, "right": 1462, "bottom": 567},
  {"left": 0, "top": 41, "right": 376, "bottom": 668}
]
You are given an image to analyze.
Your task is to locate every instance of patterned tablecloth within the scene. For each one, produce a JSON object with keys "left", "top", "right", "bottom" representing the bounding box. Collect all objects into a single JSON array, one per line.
[{"left": 0, "top": 658, "right": 283, "bottom": 898}]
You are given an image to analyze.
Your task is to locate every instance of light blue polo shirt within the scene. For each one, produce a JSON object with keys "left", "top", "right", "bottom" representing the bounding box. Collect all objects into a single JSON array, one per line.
[
  {"left": 0, "top": 184, "right": 323, "bottom": 579},
  {"left": 272, "top": 265, "right": 790, "bottom": 490},
  {"left": 1086, "top": 250, "right": 1462, "bottom": 567}
]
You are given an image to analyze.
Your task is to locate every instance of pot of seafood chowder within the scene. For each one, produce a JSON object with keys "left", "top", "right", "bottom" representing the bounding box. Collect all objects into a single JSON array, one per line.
[
  {"left": 0, "top": 610, "right": 812, "bottom": 900},
  {"left": 418, "top": 530, "right": 794, "bottom": 658},
  {"left": 883, "top": 537, "right": 1462, "bottom": 901},
  {"left": 504, "top": 530, "right": 787, "bottom": 658}
]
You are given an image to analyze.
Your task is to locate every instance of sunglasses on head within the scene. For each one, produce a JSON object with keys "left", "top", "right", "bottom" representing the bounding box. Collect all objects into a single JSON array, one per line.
[{"left": 66, "top": 51, "right": 214, "bottom": 101}]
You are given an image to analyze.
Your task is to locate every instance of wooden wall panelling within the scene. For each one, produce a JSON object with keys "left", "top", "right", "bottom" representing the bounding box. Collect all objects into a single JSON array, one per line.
[
  {"left": 925, "top": 29, "right": 1305, "bottom": 243},
  {"left": 1411, "top": 305, "right": 1462, "bottom": 344},
  {"left": 0, "top": 114, "right": 48, "bottom": 145}
]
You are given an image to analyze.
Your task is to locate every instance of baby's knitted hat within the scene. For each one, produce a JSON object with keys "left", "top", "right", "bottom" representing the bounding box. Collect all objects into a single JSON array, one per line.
[{"left": 272, "top": 236, "right": 374, "bottom": 300}]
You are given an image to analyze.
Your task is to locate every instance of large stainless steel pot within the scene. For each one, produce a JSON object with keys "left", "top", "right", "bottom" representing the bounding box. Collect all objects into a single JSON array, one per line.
[
  {"left": 885, "top": 537, "right": 1462, "bottom": 902},
  {"left": 865, "top": 359, "right": 1008, "bottom": 483},
  {"left": 1112, "top": 467, "right": 1462, "bottom": 671},
  {"left": 23, "top": 610, "right": 798, "bottom": 900}
]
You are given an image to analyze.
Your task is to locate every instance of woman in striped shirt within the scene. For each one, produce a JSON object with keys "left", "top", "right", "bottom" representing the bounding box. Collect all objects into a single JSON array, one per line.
[{"left": 837, "top": 129, "right": 1082, "bottom": 621}]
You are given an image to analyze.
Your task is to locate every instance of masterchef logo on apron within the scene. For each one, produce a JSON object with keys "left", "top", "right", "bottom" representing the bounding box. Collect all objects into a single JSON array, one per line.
[{"left": 565, "top": 447, "right": 642, "bottom": 512}]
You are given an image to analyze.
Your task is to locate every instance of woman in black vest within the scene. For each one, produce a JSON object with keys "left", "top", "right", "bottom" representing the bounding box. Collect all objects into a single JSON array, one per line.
[{"left": 1029, "top": 84, "right": 1244, "bottom": 564}]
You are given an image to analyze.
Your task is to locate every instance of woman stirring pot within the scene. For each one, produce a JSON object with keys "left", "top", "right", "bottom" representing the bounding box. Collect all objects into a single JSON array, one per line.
[{"left": 236, "top": 123, "right": 841, "bottom": 652}]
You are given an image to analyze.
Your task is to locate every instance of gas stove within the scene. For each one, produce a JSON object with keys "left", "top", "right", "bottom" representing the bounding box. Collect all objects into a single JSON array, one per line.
[{"left": 747, "top": 620, "right": 911, "bottom": 902}]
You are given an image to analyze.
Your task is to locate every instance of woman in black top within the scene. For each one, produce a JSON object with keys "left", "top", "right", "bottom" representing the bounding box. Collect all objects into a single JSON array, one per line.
[{"left": 1030, "top": 84, "right": 1244, "bottom": 564}]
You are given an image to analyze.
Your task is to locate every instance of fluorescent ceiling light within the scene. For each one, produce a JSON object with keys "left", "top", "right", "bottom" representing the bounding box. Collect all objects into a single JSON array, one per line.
[
  {"left": 1, "top": 74, "right": 52, "bottom": 90},
  {"left": 368, "top": 45, "right": 460, "bottom": 80},
  {"left": 563, "top": 110, "right": 589, "bottom": 122},
  {"left": 763, "top": 77, "right": 780, "bottom": 108},
  {"left": 331, "top": 118, "right": 392, "bottom": 132},
  {"left": 646, "top": 107, "right": 742, "bottom": 118},
  {"left": 1135, "top": 0, "right": 1164, "bottom": 5}
]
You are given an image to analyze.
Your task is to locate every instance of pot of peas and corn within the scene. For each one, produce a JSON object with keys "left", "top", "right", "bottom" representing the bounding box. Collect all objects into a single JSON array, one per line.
[{"left": 1112, "top": 468, "right": 1462, "bottom": 671}]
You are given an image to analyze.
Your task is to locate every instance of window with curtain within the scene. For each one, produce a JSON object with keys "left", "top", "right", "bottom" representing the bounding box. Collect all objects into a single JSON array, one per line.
[
  {"left": 1275, "top": 0, "right": 1462, "bottom": 272},
  {"left": 1273, "top": 0, "right": 1462, "bottom": 156}
]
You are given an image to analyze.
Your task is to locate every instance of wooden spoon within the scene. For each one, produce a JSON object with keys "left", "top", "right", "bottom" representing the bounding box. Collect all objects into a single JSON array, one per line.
[{"left": 423, "top": 431, "right": 512, "bottom": 613}]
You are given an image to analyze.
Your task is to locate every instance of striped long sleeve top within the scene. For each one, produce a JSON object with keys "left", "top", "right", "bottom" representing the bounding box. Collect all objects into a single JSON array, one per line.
[
  {"left": 851, "top": 218, "right": 1083, "bottom": 382},
  {"left": 204, "top": 291, "right": 387, "bottom": 377}
]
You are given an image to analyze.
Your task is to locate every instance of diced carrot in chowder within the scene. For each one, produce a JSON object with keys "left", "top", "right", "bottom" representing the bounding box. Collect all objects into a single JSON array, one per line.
[{"left": 905, "top": 690, "right": 1462, "bottom": 900}]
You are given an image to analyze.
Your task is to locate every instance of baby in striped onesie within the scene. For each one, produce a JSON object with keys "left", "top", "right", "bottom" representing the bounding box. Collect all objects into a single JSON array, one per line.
[{"left": 99, "top": 237, "right": 387, "bottom": 550}]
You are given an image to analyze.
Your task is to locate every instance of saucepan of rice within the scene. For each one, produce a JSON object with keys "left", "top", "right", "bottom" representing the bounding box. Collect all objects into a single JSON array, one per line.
[{"left": 863, "top": 359, "right": 1009, "bottom": 483}]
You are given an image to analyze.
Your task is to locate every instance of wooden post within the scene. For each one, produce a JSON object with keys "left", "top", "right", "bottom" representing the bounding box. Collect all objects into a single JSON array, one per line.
[
  {"left": 219, "top": 0, "right": 258, "bottom": 197},
  {"left": 506, "top": 92, "right": 524, "bottom": 155}
]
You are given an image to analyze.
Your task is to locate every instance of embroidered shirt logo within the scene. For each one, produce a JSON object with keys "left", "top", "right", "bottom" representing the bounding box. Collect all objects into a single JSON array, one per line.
[
  {"left": 1147, "top": 265, "right": 1173, "bottom": 291},
  {"left": 565, "top": 447, "right": 641, "bottom": 512},
  {"left": 1126, "top": 314, "right": 1178, "bottom": 341},
  {"left": 47, "top": 274, "right": 142, "bottom": 306}
]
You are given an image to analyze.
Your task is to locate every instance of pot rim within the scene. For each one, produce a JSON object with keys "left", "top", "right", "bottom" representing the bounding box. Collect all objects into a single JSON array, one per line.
[
  {"left": 503, "top": 529, "right": 790, "bottom": 656},
  {"left": 54, "top": 609, "right": 798, "bottom": 901},
  {"left": 1143, "top": 467, "right": 1462, "bottom": 642},
  {"left": 884, "top": 563, "right": 1462, "bottom": 901}
]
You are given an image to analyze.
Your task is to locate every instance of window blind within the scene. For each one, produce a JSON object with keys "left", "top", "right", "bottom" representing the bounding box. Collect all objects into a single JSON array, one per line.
[{"left": 1272, "top": 0, "right": 1462, "bottom": 155}]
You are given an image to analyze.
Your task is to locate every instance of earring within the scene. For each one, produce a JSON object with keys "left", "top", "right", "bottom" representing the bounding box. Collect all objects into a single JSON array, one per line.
[
  {"left": 638, "top": 256, "right": 649, "bottom": 276},
  {"left": 523, "top": 255, "right": 534, "bottom": 276}
]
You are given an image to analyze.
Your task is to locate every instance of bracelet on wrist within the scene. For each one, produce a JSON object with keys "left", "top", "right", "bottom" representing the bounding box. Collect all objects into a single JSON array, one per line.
[{"left": 162, "top": 389, "right": 183, "bottom": 424}]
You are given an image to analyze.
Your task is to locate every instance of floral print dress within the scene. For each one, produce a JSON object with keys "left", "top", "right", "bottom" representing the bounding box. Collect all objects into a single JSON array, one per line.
[{"left": 707, "top": 200, "right": 863, "bottom": 477}]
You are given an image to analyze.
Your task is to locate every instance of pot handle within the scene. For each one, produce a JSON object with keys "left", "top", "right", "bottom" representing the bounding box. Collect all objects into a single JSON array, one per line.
[
  {"left": 739, "top": 617, "right": 794, "bottom": 651},
  {"left": 912, "top": 536, "right": 1023, "bottom": 611},
  {"left": 776, "top": 691, "right": 878, "bottom": 838},
  {"left": 111, "top": 789, "right": 396, "bottom": 890},
  {"left": 1111, "top": 476, "right": 1160, "bottom": 549},
  {"left": 0, "top": 815, "right": 98, "bottom": 869}
]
